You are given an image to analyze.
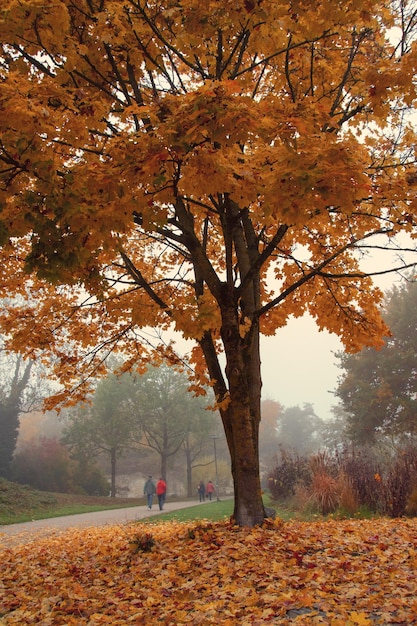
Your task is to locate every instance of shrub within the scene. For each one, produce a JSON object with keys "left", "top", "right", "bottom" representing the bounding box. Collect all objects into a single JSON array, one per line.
[
  {"left": 309, "top": 450, "right": 337, "bottom": 477},
  {"left": 11, "top": 437, "right": 109, "bottom": 495},
  {"left": 337, "top": 445, "right": 417, "bottom": 518},
  {"left": 71, "top": 461, "right": 110, "bottom": 496},
  {"left": 290, "top": 484, "right": 315, "bottom": 513},
  {"left": 267, "top": 449, "right": 311, "bottom": 501},
  {"left": 382, "top": 447, "right": 417, "bottom": 517},
  {"left": 337, "top": 472, "right": 358, "bottom": 516},
  {"left": 406, "top": 486, "right": 417, "bottom": 515},
  {"left": 12, "top": 438, "right": 75, "bottom": 493},
  {"left": 267, "top": 443, "right": 417, "bottom": 518},
  {"left": 308, "top": 453, "right": 340, "bottom": 515},
  {"left": 310, "top": 472, "right": 340, "bottom": 515},
  {"left": 334, "top": 446, "right": 384, "bottom": 513}
]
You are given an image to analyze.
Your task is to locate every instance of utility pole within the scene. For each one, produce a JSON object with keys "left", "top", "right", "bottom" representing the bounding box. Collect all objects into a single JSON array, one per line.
[{"left": 212, "top": 435, "right": 220, "bottom": 501}]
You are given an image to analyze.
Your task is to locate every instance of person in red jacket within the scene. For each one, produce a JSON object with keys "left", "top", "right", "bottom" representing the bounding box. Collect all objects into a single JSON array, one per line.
[
  {"left": 205, "top": 480, "right": 215, "bottom": 501},
  {"left": 156, "top": 477, "right": 167, "bottom": 510}
]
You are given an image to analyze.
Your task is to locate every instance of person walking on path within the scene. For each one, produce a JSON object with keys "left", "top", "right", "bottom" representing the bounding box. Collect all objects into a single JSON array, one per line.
[
  {"left": 143, "top": 475, "right": 156, "bottom": 509},
  {"left": 156, "top": 477, "right": 167, "bottom": 510},
  {"left": 197, "top": 480, "right": 205, "bottom": 502},
  {"left": 206, "top": 480, "right": 215, "bottom": 501}
]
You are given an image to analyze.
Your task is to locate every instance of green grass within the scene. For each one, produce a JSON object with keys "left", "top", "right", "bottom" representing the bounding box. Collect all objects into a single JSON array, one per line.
[
  {"left": 142, "top": 494, "right": 296, "bottom": 524},
  {"left": 4, "top": 477, "right": 373, "bottom": 527},
  {"left": 3, "top": 476, "right": 328, "bottom": 527},
  {"left": 0, "top": 503, "right": 146, "bottom": 525},
  {"left": 0, "top": 478, "right": 146, "bottom": 525},
  {"left": 144, "top": 498, "right": 234, "bottom": 523}
]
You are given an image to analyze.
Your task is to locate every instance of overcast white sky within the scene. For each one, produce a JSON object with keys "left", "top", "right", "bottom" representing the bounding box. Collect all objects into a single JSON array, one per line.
[
  {"left": 260, "top": 316, "right": 342, "bottom": 421},
  {"left": 260, "top": 248, "right": 413, "bottom": 420}
]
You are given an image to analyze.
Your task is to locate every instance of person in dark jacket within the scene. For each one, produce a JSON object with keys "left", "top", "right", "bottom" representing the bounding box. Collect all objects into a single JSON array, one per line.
[
  {"left": 197, "top": 480, "right": 205, "bottom": 502},
  {"left": 143, "top": 475, "right": 156, "bottom": 509}
]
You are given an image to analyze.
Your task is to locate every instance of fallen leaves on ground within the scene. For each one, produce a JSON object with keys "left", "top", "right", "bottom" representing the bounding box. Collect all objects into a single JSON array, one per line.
[{"left": 1, "top": 517, "right": 417, "bottom": 625}]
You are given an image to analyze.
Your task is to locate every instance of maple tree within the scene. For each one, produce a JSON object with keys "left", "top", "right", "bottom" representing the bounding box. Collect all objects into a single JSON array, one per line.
[{"left": 1, "top": 1, "right": 417, "bottom": 526}]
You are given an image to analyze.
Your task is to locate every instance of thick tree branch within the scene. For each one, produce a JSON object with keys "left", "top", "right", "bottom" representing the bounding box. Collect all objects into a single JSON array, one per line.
[
  {"left": 119, "top": 250, "right": 171, "bottom": 314},
  {"left": 236, "top": 223, "right": 289, "bottom": 301},
  {"left": 174, "top": 197, "right": 224, "bottom": 302}
]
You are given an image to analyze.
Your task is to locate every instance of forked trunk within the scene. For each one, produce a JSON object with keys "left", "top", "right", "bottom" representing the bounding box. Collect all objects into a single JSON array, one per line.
[{"left": 197, "top": 239, "right": 266, "bottom": 525}]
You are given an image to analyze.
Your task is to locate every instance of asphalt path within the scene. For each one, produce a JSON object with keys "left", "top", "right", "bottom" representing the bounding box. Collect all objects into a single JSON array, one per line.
[{"left": 0, "top": 499, "right": 200, "bottom": 548}]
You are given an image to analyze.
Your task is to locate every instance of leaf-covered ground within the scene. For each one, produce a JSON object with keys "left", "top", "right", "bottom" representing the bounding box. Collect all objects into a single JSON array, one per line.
[{"left": 1, "top": 517, "right": 417, "bottom": 625}]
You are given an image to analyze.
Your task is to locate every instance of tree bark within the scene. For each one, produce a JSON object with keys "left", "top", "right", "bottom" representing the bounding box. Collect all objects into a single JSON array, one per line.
[
  {"left": 184, "top": 447, "right": 193, "bottom": 497},
  {"left": 0, "top": 357, "right": 33, "bottom": 479},
  {"left": 110, "top": 447, "right": 116, "bottom": 497},
  {"left": 223, "top": 397, "right": 264, "bottom": 526},
  {"left": 200, "top": 292, "right": 265, "bottom": 526},
  {"left": 221, "top": 325, "right": 264, "bottom": 526}
]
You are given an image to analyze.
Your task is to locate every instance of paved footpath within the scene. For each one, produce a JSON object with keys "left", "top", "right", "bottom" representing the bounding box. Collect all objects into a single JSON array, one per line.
[{"left": 0, "top": 500, "right": 200, "bottom": 548}]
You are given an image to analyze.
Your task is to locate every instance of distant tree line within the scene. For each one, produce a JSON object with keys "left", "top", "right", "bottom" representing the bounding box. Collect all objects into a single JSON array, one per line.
[
  {"left": 62, "top": 363, "right": 222, "bottom": 497},
  {"left": 8, "top": 363, "right": 229, "bottom": 497}
]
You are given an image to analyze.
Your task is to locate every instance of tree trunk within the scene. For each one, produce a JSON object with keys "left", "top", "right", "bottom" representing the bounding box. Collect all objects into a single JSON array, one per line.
[
  {"left": 110, "top": 447, "right": 116, "bottom": 497},
  {"left": 0, "top": 358, "right": 33, "bottom": 479},
  {"left": 0, "top": 402, "right": 20, "bottom": 479},
  {"left": 208, "top": 298, "right": 265, "bottom": 526},
  {"left": 220, "top": 346, "right": 265, "bottom": 527},
  {"left": 184, "top": 447, "right": 193, "bottom": 497},
  {"left": 160, "top": 453, "right": 167, "bottom": 482},
  {"left": 179, "top": 195, "right": 266, "bottom": 526}
]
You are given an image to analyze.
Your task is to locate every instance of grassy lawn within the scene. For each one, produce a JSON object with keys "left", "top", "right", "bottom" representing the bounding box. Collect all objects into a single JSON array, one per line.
[
  {"left": 0, "top": 479, "right": 147, "bottom": 525},
  {"left": 143, "top": 494, "right": 296, "bottom": 524},
  {"left": 144, "top": 498, "right": 234, "bottom": 523},
  {"left": 0, "top": 502, "right": 146, "bottom": 525}
]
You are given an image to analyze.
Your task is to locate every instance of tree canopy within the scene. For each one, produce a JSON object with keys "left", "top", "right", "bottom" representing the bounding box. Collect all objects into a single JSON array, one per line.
[
  {"left": 128, "top": 364, "right": 216, "bottom": 481},
  {"left": 64, "top": 372, "right": 139, "bottom": 496},
  {"left": 276, "top": 403, "right": 325, "bottom": 454},
  {"left": 1, "top": 0, "right": 417, "bottom": 525},
  {"left": 336, "top": 280, "right": 417, "bottom": 445}
]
